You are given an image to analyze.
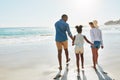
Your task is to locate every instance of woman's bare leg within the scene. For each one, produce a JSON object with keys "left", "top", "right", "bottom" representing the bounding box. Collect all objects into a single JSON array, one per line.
[
  {"left": 91, "top": 48, "right": 96, "bottom": 69},
  {"left": 95, "top": 48, "right": 99, "bottom": 64}
]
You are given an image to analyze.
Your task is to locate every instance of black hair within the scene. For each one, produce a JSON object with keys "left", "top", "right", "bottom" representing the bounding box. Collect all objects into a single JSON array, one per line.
[
  {"left": 61, "top": 14, "right": 68, "bottom": 19},
  {"left": 89, "top": 22, "right": 94, "bottom": 25},
  {"left": 75, "top": 25, "right": 83, "bottom": 33}
]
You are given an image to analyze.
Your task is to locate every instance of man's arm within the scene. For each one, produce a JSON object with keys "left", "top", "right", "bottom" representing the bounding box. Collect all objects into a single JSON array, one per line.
[{"left": 66, "top": 24, "right": 73, "bottom": 40}]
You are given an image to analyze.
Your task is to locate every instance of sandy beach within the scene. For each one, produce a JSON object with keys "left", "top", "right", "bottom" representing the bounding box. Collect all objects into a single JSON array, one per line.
[{"left": 0, "top": 27, "right": 120, "bottom": 80}]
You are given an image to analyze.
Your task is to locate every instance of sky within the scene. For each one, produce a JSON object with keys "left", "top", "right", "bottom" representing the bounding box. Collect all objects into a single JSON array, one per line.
[{"left": 0, "top": 0, "right": 120, "bottom": 27}]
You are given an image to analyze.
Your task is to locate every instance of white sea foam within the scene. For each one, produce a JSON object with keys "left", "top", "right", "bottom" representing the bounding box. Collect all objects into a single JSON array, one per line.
[
  {"left": 0, "top": 25, "right": 120, "bottom": 45},
  {"left": 0, "top": 35, "right": 52, "bottom": 45}
]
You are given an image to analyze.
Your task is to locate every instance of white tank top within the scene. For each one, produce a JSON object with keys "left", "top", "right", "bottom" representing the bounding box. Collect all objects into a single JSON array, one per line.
[{"left": 74, "top": 34, "right": 84, "bottom": 47}]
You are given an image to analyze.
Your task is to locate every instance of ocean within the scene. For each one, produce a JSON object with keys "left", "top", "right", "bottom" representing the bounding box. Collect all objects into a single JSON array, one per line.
[
  {"left": 0, "top": 25, "right": 120, "bottom": 80},
  {"left": 0, "top": 27, "right": 54, "bottom": 44},
  {"left": 0, "top": 25, "right": 120, "bottom": 44}
]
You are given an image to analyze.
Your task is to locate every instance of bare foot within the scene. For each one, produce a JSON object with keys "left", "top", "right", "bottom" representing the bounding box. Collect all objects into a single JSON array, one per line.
[
  {"left": 66, "top": 58, "right": 70, "bottom": 64},
  {"left": 92, "top": 66, "right": 97, "bottom": 70},
  {"left": 58, "top": 66, "right": 62, "bottom": 71},
  {"left": 82, "top": 66, "right": 84, "bottom": 69},
  {"left": 93, "top": 66, "right": 97, "bottom": 70}
]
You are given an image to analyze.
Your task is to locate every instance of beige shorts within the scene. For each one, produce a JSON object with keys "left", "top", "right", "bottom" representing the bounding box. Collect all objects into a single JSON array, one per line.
[
  {"left": 56, "top": 40, "right": 68, "bottom": 50},
  {"left": 75, "top": 46, "right": 84, "bottom": 54}
]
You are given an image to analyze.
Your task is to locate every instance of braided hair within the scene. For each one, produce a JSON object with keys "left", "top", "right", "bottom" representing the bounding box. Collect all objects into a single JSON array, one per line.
[{"left": 75, "top": 25, "right": 83, "bottom": 33}]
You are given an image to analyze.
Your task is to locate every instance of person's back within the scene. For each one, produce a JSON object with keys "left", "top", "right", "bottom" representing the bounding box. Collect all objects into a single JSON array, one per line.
[
  {"left": 89, "top": 22, "right": 104, "bottom": 69},
  {"left": 74, "top": 34, "right": 84, "bottom": 48},
  {"left": 90, "top": 28, "right": 103, "bottom": 46},
  {"left": 55, "top": 19, "right": 70, "bottom": 42},
  {"left": 54, "top": 14, "right": 73, "bottom": 71},
  {"left": 72, "top": 25, "right": 93, "bottom": 73}
]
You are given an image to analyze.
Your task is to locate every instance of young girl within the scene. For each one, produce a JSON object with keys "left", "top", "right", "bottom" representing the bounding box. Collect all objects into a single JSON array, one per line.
[
  {"left": 89, "top": 22, "right": 104, "bottom": 69},
  {"left": 72, "top": 25, "right": 93, "bottom": 73}
]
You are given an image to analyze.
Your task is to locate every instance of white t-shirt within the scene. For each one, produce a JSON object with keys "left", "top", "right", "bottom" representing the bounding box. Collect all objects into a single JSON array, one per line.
[{"left": 90, "top": 28, "right": 103, "bottom": 46}]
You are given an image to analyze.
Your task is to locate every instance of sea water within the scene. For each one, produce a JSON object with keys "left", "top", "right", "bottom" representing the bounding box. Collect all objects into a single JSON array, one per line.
[
  {"left": 0, "top": 25, "right": 120, "bottom": 44},
  {"left": 0, "top": 27, "right": 54, "bottom": 44}
]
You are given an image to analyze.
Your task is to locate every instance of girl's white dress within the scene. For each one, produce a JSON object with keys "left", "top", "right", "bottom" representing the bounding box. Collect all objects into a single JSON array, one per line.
[{"left": 74, "top": 34, "right": 84, "bottom": 54}]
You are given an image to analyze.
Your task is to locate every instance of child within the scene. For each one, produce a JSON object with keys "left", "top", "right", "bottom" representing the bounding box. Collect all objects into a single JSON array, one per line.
[
  {"left": 89, "top": 22, "right": 104, "bottom": 70},
  {"left": 72, "top": 25, "right": 93, "bottom": 73}
]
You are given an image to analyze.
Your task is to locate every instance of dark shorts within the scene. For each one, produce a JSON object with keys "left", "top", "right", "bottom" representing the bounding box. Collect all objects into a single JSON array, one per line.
[{"left": 91, "top": 41, "right": 101, "bottom": 49}]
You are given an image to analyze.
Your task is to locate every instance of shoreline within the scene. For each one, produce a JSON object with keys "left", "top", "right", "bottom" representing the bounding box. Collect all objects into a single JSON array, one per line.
[{"left": 0, "top": 31, "right": 120, "bottom": 80}]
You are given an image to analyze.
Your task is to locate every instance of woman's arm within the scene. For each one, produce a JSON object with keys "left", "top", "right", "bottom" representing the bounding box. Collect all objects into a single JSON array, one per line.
[
  {"left": 83, "top": 36, "right": 93, "bottom": 45},
  {"left": 100, "top": 30, "right": 104, "bottom": 49}
]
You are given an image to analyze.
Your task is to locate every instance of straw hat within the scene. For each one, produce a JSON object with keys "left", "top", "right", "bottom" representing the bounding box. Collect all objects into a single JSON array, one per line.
[{"left": 93, "top": 20, "right": 99, "bottom": 28}]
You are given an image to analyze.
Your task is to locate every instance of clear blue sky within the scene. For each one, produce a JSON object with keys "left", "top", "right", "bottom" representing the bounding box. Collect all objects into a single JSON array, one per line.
[{"left": 0, "top": 0, "right": 120, "bottom": 27}]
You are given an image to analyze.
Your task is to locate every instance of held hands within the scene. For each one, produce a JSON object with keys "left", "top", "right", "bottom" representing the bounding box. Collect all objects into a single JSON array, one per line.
[
  {"left": 91, "top": 43, "right": 94, "bottom": 47},
  {"left": 72, "top": 41, "right": 74, "bottom": 46},
  {"left": 72, "top": 36, "right": 75, "bottom": 46},
  {"left": 72, "top": 43, "right": 74, "bottom": 46},
  {"left": 101, "top": 46, "right": 104, "bottom": 49}
]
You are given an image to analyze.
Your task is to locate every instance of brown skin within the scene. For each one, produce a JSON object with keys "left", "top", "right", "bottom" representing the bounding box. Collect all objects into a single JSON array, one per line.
[
  {"left": 89, "top": 23, "right": 104, "bottom": 69},
  {"left": 58, "top": 16, "right": 73, "bottom": 70},
  {"left": 58, "top": 49, "right": 70, "bottom": 70},
  {"left": 62, "top": 16, "right": 68, "bottom": 22},
  {"left": 72, "top": 35, "right": 93, "bottom": 72}
]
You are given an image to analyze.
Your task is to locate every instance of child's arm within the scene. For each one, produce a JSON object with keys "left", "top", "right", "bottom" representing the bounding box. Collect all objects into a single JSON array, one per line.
[
  {"left": 72, "top": 36, "right": 76, "bottom": 46},
  {"left": 83, "top": 36, "right": 93, "bottom": 45}
]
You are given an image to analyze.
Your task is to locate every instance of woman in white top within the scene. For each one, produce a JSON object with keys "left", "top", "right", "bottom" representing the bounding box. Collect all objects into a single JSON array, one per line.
[
  {"left": 89, "top": 22, "right": 104, "bottom": 70},
  {"left": 72, "top": 25, "right": 93, "bottom": 73}
]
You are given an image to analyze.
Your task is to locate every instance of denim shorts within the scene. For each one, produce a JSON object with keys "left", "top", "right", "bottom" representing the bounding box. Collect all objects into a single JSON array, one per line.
[{"left": 91, "top": 41, "right": 101, "bottom": 49}]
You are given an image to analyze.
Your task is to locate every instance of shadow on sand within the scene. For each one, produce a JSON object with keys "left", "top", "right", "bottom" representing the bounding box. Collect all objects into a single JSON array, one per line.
[
  {"left": 82, "top": 71, "right": 87, "bottom": 80},
  {"left": 77, "top": 71, "right": 87, "bottom": 80},
  {"left": 95, "top": 65, "right": 113, "bottom": 80},
  {"left": 53, "top": 71, "right": 62, "bottom": 80},
  {"left": 54, "top": 65, "right": 113, "bottom": 80},
  {"left": 61, "top": 65, "right": 69, "bottom": 80},
  {"left": 54, "top": 64, "right": 69, "bottom": 80}
]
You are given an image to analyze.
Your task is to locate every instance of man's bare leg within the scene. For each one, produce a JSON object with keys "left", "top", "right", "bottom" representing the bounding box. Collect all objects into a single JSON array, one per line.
[
  {"left": 58, "top": 49, "right": 62, "bottom": 70},
  {"left": 64, "top": 49, "right": 70, "bottom": 63}
]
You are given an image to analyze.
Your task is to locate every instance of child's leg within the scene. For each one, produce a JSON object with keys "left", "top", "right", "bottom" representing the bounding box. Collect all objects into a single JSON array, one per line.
[
  {"left": 76, "top": 54, "right": 80, "bottom": 72},
  {"left": 81, "top": 53, "right": 84, "bottom": 68}
]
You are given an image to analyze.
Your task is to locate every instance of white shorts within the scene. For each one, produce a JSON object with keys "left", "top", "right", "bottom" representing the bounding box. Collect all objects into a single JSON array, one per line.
[{"left": 75, "top": 46, "right": 84, "bottom": 54}]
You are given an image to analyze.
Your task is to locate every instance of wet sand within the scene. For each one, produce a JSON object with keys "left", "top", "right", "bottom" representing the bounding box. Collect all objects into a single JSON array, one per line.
[{"left": 0, "top": 32, "right": 120, "bottom": 80}]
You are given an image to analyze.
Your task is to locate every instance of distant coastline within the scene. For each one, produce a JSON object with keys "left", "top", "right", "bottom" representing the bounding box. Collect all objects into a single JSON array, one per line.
[{"left": 104, "top": 19, "right": 120, "bottom": 25}]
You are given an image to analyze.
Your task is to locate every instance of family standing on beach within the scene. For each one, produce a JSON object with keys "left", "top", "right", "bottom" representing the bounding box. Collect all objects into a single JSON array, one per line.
[{"left": 55, "top": 14, "right": 104, "bottom": 74}]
